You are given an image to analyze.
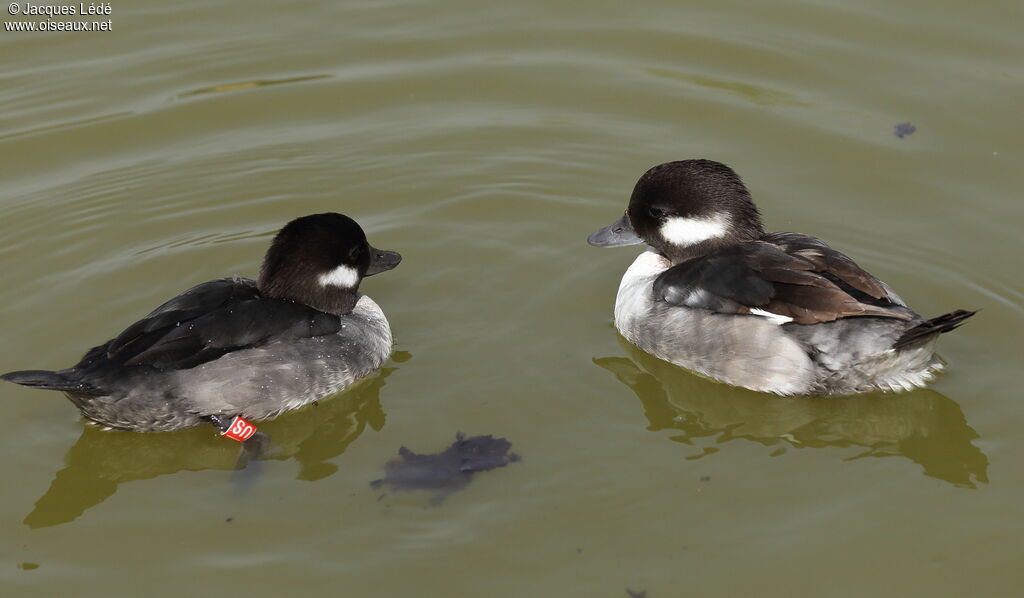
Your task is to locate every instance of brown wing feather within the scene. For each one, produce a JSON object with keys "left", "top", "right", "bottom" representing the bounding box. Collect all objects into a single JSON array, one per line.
[
  {"left": 740, "top": 235, "right": 911, "bottom": 325},
  {"left": 763, "top": 232, "right": 893, "bottom": 300},
  {"left": 765, "top": 282, "right": 911, "bottom": 324},
  {"left": 655, "top": 236, "right": 913, "bottom": 324},
  {"left": 789, "top": 247, "right": 889, "bottom": 299},
  {"left": 757, "top": 267, "right": 834, "bottom": 288}
]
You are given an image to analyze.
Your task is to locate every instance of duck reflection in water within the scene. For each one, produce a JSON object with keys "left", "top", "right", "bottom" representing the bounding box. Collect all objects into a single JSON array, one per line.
[
  {"left": 23, "top": 359, "right": 405, "bottom": 529},
  {"left": 594, "top": 338, "right": 987, "bottom": 488}
]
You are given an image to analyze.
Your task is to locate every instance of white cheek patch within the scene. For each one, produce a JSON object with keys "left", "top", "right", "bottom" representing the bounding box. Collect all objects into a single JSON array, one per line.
[
  {"left": 660, "top": 214, "right": 729, "bottom": 247},
  {"left": 318, "top": 265, "right": 360, "bottom": 288},
  {"left": 750, "top": 308, "right": 794, "bottom": 324}
]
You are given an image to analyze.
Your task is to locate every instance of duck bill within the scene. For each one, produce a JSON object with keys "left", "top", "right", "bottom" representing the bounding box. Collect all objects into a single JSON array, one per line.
[
  {"left": 365, "top": 246, "right": 402, "bottom": 276},
  {"left": 587, "top": 214, "right": 643, "bottom": 247}
]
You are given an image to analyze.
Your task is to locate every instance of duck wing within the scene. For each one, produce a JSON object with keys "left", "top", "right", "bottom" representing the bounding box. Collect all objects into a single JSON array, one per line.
[
  {"left": 652, "top": 233, "right": 912, "bottom": 324},
  {"left": 105, "top": 278, "right": 341, "bottom": 370},
  {"left": 107, "top": 278, "right": 260, "bottom": 357}
]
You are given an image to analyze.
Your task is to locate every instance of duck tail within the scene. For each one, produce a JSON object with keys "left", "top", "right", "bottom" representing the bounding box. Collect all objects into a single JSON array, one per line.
[
  {"left": 893, "top": 309, "right": 977, "bottom": 350},
  {"left": 0, "top": 370, "right": 102, "bottom": 394}
]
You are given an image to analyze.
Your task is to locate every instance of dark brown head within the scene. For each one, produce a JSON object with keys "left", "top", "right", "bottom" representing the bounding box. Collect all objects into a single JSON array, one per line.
[
  {"left": 588, "top": 160, "right": 764, "bottom": 262},
  {"left": 257, "top": 213, "right": 401, "bottom": 314}
]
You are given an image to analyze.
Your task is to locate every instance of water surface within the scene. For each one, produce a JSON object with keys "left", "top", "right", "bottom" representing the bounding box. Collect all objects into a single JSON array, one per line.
[{"left": 2, "top": 0, "right": 1022, "bottom": 596}]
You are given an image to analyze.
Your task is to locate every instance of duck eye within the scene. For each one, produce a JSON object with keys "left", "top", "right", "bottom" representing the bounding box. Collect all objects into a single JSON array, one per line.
[
  {"left": 348, "top": 245, "right": 363, "bottom": 261},
  {"left": 647, "top": 206, "right": 665, "bottom": 219}
]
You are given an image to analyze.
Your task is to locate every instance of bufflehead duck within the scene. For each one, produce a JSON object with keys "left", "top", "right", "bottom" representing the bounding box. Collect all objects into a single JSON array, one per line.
[
  {"left": 588, "top": 159, "right": 975, "bottom": 396},
  {"left": 1, "top": 213, "right": 401, "bottom": 432}
]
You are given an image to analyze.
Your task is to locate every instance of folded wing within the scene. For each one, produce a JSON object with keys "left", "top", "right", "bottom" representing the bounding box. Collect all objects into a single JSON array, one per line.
[
  {"left": 652, "top": 233, "right": 913, "bottom": 324},
  {"left": 104, "top": 278, "right": 341, "bottom": 370}
]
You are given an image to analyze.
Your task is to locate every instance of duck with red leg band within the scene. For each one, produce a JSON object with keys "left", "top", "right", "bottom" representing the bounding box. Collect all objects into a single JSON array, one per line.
[
  {"left": 222, "top": 416, "right": 257, "bottom": 442},
  {"left": 206, "top": 413, "right": 257, "bottom": 442}
]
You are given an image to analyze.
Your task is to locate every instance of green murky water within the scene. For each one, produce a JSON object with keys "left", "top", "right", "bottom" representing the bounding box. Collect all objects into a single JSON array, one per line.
[{"left": 2, "top": 0, "right": 1022, "bottom": 595}]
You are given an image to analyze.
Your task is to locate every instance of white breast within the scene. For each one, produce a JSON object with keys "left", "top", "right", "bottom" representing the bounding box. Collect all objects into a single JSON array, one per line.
[
  {"left": 351, "top": 293, "right": 393, "bottom": 351},
  {"left": 613, "top": 249, "right": 670, "bottom": 329}
]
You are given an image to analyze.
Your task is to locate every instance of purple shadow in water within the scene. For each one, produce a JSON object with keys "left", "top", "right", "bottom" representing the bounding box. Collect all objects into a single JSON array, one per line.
[
  {"left": 371, "top": 433, "right": 520, "bottom": 503},
  {"left": 894, "top": 122, "right": 916, "bottom": 138}
]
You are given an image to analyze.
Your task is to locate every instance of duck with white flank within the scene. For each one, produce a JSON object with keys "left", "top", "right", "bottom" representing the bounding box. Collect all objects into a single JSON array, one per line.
[
  {"left": 588, "top": 160, "right": 974, "bottom": 395},
  {"left": 2, "top": 213, "right": 401, "bottom": 434}
]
